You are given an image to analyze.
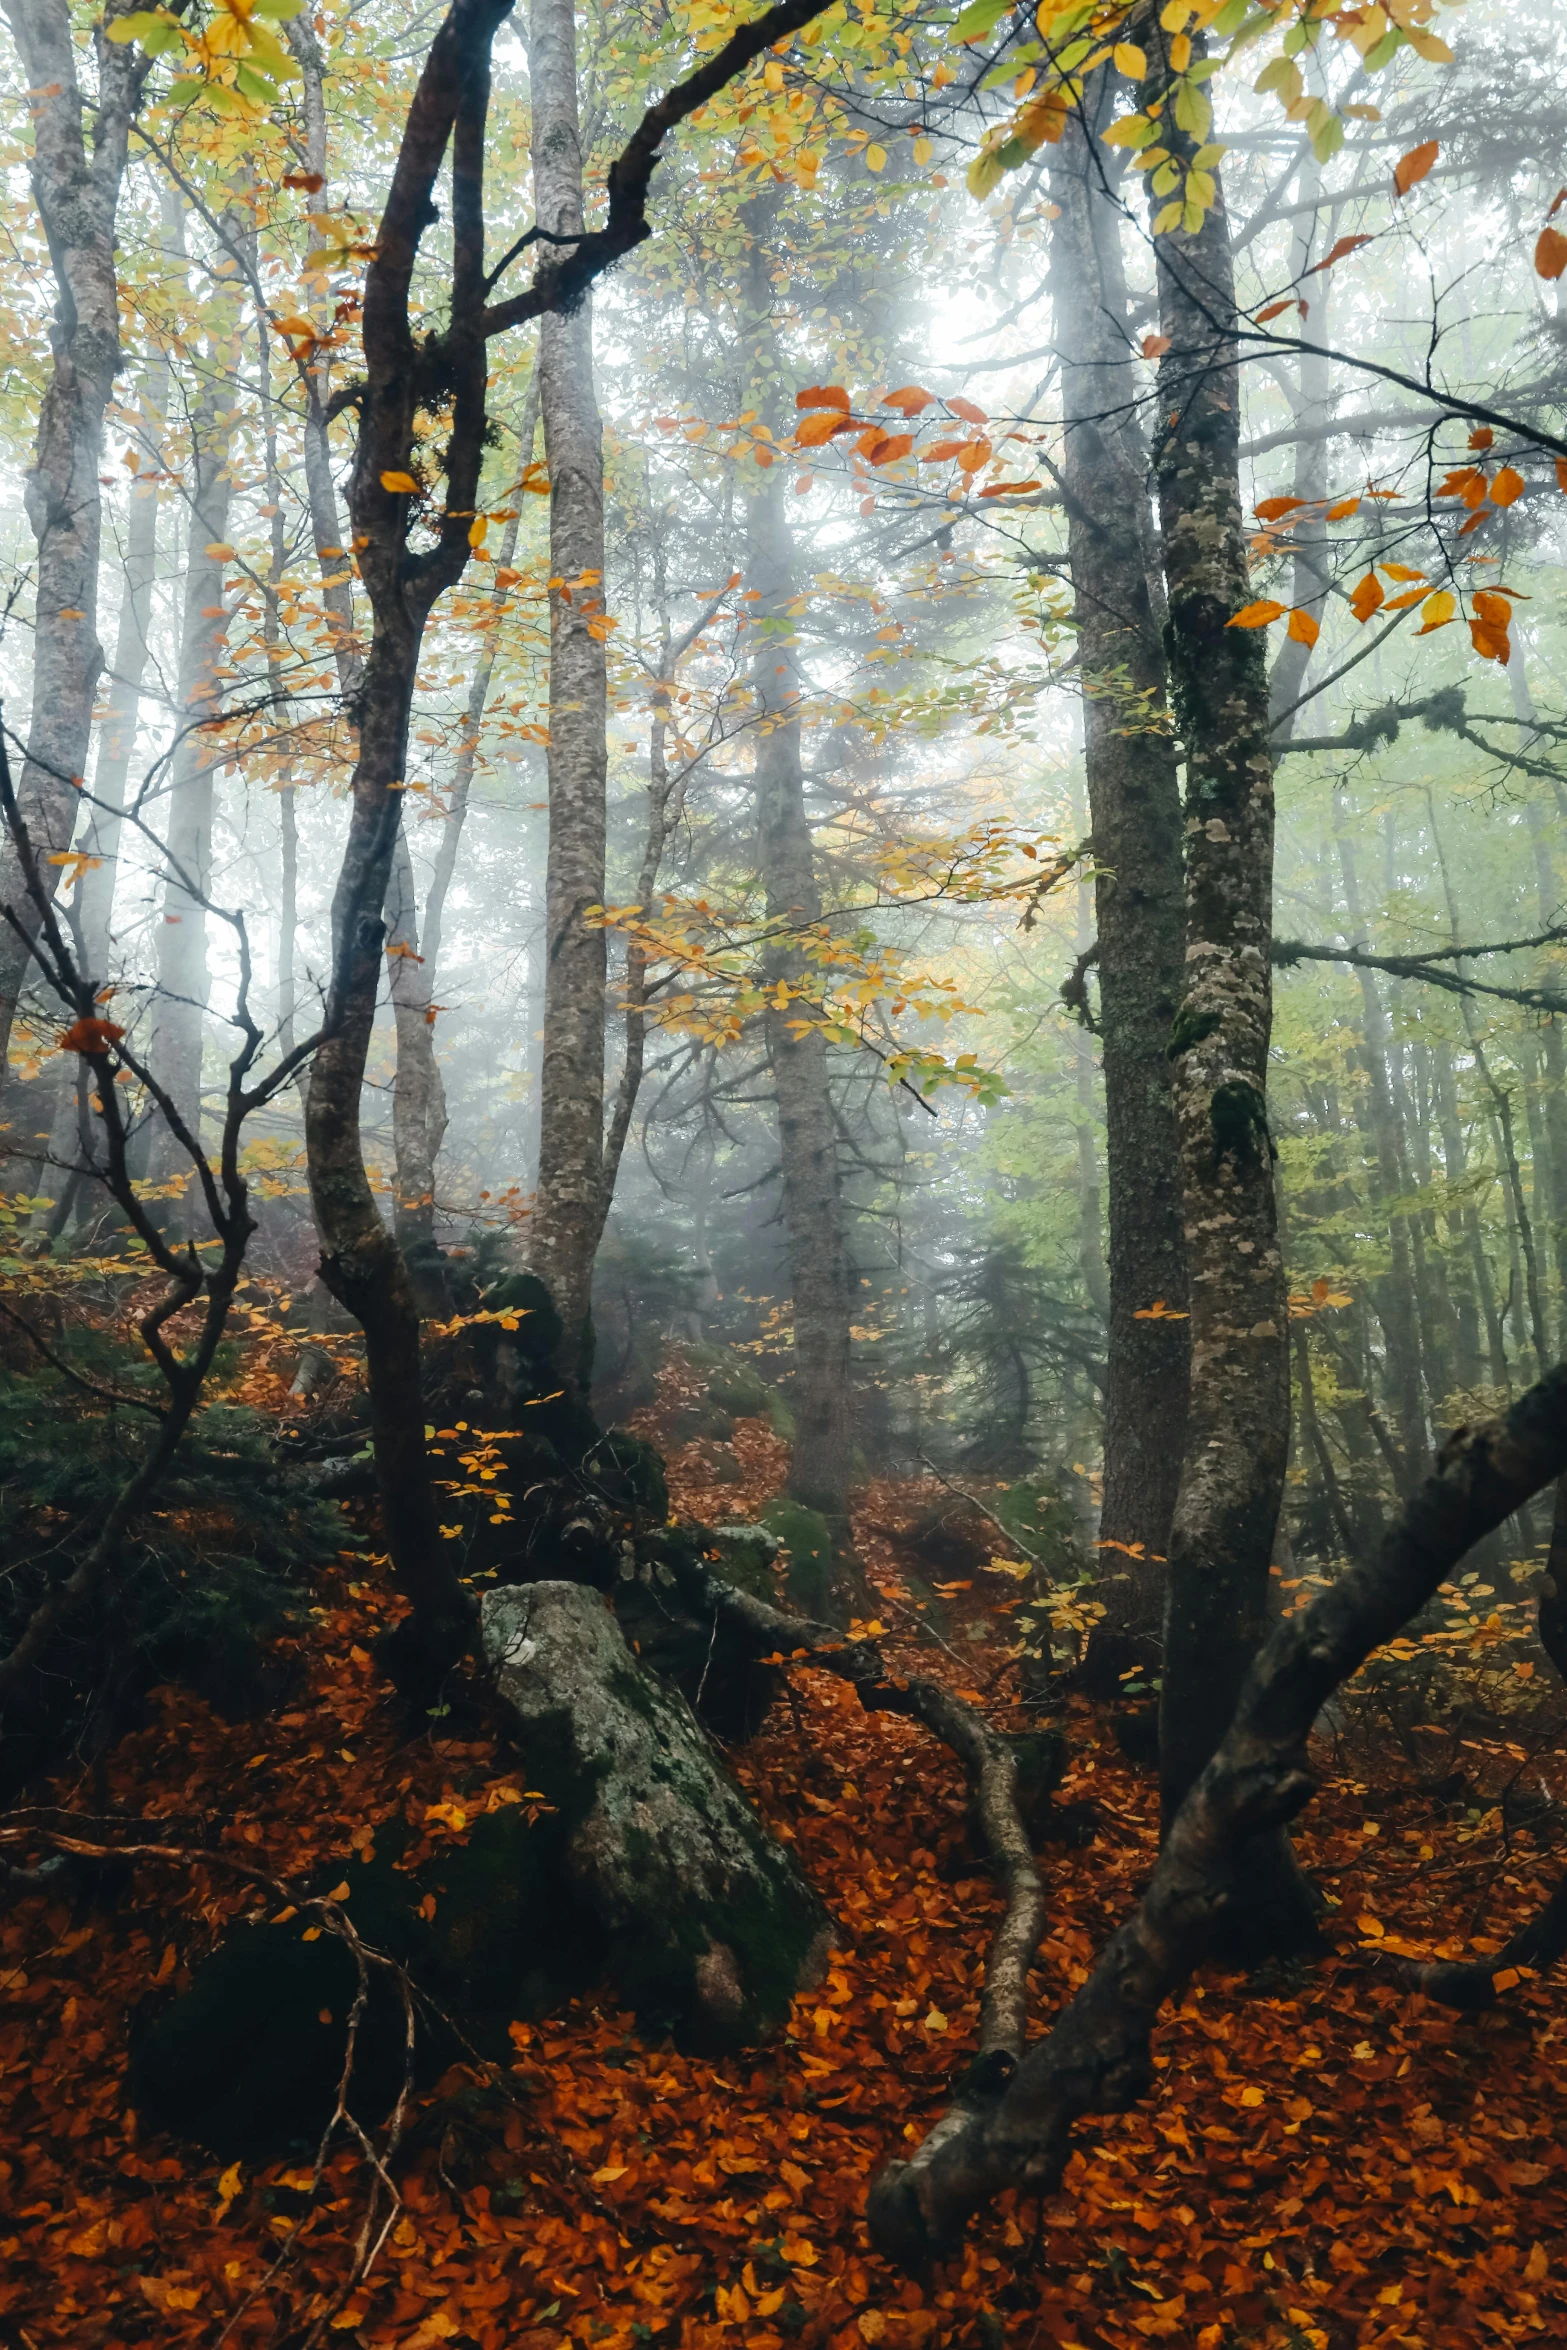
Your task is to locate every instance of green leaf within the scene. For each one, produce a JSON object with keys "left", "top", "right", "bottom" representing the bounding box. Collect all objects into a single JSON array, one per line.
[
  {"left": 1208, "top": 0, "right": 1250, "bottom": 30},
  {"left": 1363, "top": 27, "right": 1401, "bottom": 68},
  {"left": 166, "top": 74, "right": 206, "bottom": 103},
  {"left": 950, "top": 0, "right": 1012, "bottom": 44},
  {"left": 233, "top": 61, "right": 280, "bottom": 103},
  {"left": 105, "top": 7, "right": 178, "bottom": 46},
  {"left": 1172, "top": 77, "right": 1212, "bottom": 140},
  {"left": 1310, "top": 110, "right": 1345, "bottom": 163},
  {"left": 249, "top": 0, "right": 305, "bottom": 15}
]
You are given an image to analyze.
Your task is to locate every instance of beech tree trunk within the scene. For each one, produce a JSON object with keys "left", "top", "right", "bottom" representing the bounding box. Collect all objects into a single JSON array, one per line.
[
  {"left": 1142, "top": 28, "right": 1310, "bottom": 1944},
  {"left": 146, "top": 218, "right": 245, "bottom": 1193},
  {"left": 1049, "top": 109, "right": 1188, "bottom": 1677},
  {"left": 528, "top": 0, "right": 609, "bottom": 1384},
  {"left": 0, "top": 0, "right": 147, "bottom": 1099},
  {"left": 36, "top": 330, "right": 170, "bottom": 1218}
]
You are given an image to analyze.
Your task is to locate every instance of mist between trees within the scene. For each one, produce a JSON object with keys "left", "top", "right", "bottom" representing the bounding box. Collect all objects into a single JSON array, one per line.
[{"left": 7, "top": 0, "right": 1567, "bottom": 2342}]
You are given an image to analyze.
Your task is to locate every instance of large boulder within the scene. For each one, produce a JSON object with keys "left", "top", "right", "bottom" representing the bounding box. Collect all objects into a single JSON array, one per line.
[{"left": 484, "top": 1582, "right": 829, "bottom": 2050}]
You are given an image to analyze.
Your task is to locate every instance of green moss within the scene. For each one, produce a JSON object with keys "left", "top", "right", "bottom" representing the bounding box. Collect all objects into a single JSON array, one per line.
[
  {"left": 758, "top": 1499, "right": 834, "bottom": 1620},
  {"left": 1209, "top": 1077, "right": 1273, "bottom": 1167},
  {"left": 1167, "top": 1002, "right": 1221, "bottom": 1061}
]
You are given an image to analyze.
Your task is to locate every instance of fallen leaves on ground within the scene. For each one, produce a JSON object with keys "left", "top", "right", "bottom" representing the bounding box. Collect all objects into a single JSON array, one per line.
[{"left": 3, "top": 1373, "right": 1567, "bottom": 2348}]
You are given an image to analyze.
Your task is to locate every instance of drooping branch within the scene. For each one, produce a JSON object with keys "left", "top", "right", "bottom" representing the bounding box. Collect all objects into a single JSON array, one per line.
[
  {"left": 1273, "top": 932, "right": 1567, "bottom": 1016},
  {"left": 862, "top": 1363, "right": 1567, "bottom": 2266}
]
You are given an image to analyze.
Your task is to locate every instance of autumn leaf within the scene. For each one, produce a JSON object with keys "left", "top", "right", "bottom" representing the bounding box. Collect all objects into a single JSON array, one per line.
[
  {"left": 1535, "top": 226, "right": 1567, "bottom": 280},
  {"left": 1392, "top": 140, "right": 1439, "bottom": 197},
  {"left": 947, "top": 395, "right": 988, "bottom": 425},
  {"left": 1287, "top": 607, "right": 1320, "bottom": 647},
  {"left": 1141, "top": 332, "right": 1171, "bottom": 358},
  {"left": 1255, "top": 496, "right": 1305, "bottom": 522},
  {"left": 1226, "top": 600, "right": 1285, "bottom": 628},
  {"left": 882, "top": 385, "right": 934, "bottom": 414},
  {"left": 1348, "top": 572, "right": 1385, "bottom": 622},
  {"left": 1307, "top": 232, "right": 1374, "bottom": 277},
  {"left": 796, "top": 385, "right": 849, "bottom": 411},
  {"left": 1415, "top": 589, "right": 1456, "bottom": 633},
  {"left": 1489, "top": 466, "right": 1525, "bottom": 507},
  {"left": 379, "top": 470, "right": 420, "bottom": 494},
  {"left": 1113, "top": 40, "right": 1145, "bottom": 77},
  {"left": 60, "top": 1016, "right": 126, "bottom": 1055}
]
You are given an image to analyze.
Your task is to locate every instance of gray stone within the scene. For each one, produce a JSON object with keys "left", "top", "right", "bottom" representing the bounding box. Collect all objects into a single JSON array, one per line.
[{"left": 482, "top": 1583, "right": 829, "bottom": 2049}]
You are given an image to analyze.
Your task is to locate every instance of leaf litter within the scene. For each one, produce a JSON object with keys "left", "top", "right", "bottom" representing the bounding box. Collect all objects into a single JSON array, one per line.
[{"left": 3, "top": 1366, "right": 1567, "bottom": 2348}]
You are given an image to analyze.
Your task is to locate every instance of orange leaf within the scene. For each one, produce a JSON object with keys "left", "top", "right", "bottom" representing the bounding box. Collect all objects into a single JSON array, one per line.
[
  {"left": 1489, "top": 465, "right": 1525, "bottom": 506},
  {"left": 1255, "top": 495, "right": 1305, "bottom": 521},
  {"left": 60, "top": 1016, "right": 126, "bottom": 1055},
  {"left": 882, "top": 385, "right": 934, "bottom": 414},
  {"left": 1226, "top": 600, "right": 1285, "bottom": 627},
  {"left": 1307, "top": 232, "right": 1374, "bottom": 276},
  {"left": 796, "top": 384, "right": 849, "bottom": 410},
  {"left": 1287, "top": 606, "right": 1320, "bottom": 647},
  {"left": 1535, "top": 225, "right": 1567, "bottom": 280},
  {"left": 1325, "top": 495, "right": 1361, "bottom": 520},
  {"left": 921, "top": 438, "right": 969, "bottom": 462},
  {"left": 1470, "top": 619, "right": 1512, "bottom": 665},
  {"left": 283, "top": 170, "right": 325, "bottom": 191},
  {"left": 1254, "top": 299, "right": 1292, "bottom": 323},
  {"left": 1393, "top": 140, "right": 1439, "bottom": 197},
  {"left": 795, "top": 412, "right": 844, "bottom": 447},
  {"left": 956, "top": 438, "right": 993, "bottom": 473},
  {"left": 380, "top": 470, "right": 420, "bottom": 495},
  {"left": 947, "top": 395, "right": 988, "bottom": 425},
  {"left": 866, "top": 432, "right": 914, "bottom": 467},
  {"left": 1141, "top": 332, "right": 1171, "bottom": 358},
  {"left": 1468, "top": 425, "right": 1494, "bottom": 451},
  {"left": 1348, "top": 572, "right": 1384, "bottom": 622},
  {"left": 1556, "top": 457, "right": 1567, "bottom": 493}
]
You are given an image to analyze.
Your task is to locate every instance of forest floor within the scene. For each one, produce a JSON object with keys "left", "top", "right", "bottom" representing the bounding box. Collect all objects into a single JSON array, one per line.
[{"left": 4, "top": 1360, "right": 1567, "bottom": 2350}]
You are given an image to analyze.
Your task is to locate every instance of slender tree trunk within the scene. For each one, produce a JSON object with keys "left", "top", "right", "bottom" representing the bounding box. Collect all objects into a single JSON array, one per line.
[
  {"left": 1049, "top": 109, "right": 1188, "bottom": 1681},
  {"left": 386, "top": 827, "right": 450, "bottom": 1299},
  {"left": 528, "top": 0, "right": 608, "bottom": 1382},
  {"left": 1142, "top": 27, "right": 1313, "bottom": 1949},
  {"left": 36, "top": 334, "right": 170, "bottom": 1214},
  {"left": 1335, "top": 804, "right": 1427, "bottom": 1481},
  {"left": 742, "top": 204, "right": 856, "bottom": 1547},
  {"left": 146, "top": 214, "right": 246, "bottom": 1194},
  {"left": 0, "top": 0, "right": 146, "bottom": 1101}
]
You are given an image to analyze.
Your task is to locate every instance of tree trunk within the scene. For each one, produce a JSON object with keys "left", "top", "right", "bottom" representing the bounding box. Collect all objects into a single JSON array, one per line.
[
  {"left": 386, "top": 827, "right": 450, "bottom": 1300},
  {"left": 1049, "top": 108, "right": 1188, "bottom": 1679},
  {"left": 146, "top": 210, "right": 245, "bottom": 1195},
  {"left": 527, "top": 0, "right": 608, "bottom": 1383},
  {"left": 35, "top": 324, "right": 171, "bottom": 1216},
  {"left": 742, "top": 223, "right": 856, "bottom": 1545},
  {"left": 1143, "top": 31, "right": 1310, "bottom": 1952},
  {"left": 0, "top": 0, "right": 146, "bottom": 1100}
]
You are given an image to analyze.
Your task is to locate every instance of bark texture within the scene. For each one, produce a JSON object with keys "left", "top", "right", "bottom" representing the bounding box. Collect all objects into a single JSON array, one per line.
[
  {"left": 866, "top": 1362, "right": 1567, "bottom": 2266},
  {"left": 1145, "top": 40, "right": 1294, "bottom": 1844},
  {"left": 1049, "top": 113, "right": 1188, "bottom": 1671},
  {"left": 528, "top": 0, "right": 608, "bottom": 1382},
  {"left": 0, "top": 0, "right": 148, "bottom": 1094}
]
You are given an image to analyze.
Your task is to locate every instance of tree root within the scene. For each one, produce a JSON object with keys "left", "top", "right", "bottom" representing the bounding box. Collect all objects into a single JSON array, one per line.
[
  {"left": 843, "top": 1368, "right": 1567, "bottom": 2266},
  {"left": 665, "top": 1556, "right": 1047, "bottom": 2062}
]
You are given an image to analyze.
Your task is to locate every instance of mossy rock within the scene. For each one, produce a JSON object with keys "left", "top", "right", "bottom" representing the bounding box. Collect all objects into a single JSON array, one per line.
[
  {"left": 708, "top": 1523, "right": 783, "bottom": 1603},
  {"left": 704, "top": 1357, "right": 770, "bottom": 1419},
  {"left": 130, "top": 1808, "right": 597, "bottom": 2159},
  {"left": 765, "top": 1389, "right": 796, "bottom": 1443},
  {"left": 758, "top": 1499, "right": 834, "bottom": 1622},
  {"left": 484, "top": 1583, "right": 828, "bottom": 2050}
]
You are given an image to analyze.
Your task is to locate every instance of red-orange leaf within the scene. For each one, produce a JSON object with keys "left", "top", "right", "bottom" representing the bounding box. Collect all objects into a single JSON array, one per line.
[
  {"left": 1535, "top": 226, "right": 1567, "bottom": 280},
  {"left": 61, "top": 1016, "right": 125, "bottom": 1056},
  {"left": 796, "top": 385, "right": 849, "bottom": 411}
]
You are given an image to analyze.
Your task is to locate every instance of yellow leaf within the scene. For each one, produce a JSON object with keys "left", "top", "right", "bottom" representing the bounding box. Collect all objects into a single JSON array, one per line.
[
  {"left": 326, "top": 1880, "right": 351, "bottom": 1901},
  {"left": 1357, "top": 1915, "right": 1384, "bottom": 1938},
  {"left": 923, "top": 2005, "right": 948, "bottom": 2033},
  {"left": 1286, "top": 607, "right": 1320, "bottom": 647},
  {"left": 205, "top": 541, "right": 236, "bottom": 561},
  {"left": 1416, "top": 589, "right": 1456, "bottom": 633},
  {"left": 1114, "top": 40, "right": 1145, "bottom": 77},
  {"left": 217, "top": 2159, "right": 244, "bottom": 2207},
  {"left": 1239, "top": 2085, "right": 1265, "bottom": 2106},
  {"left": 380, "top": 470, "right": 420, "bottom": 494},
  {"left": 864, "top": 143, "right": 886, "bottom": 172},
  {"left": 1226, "top": 600, "right": 1285, "bottom": 628},
  {"left": 591, "top": 2164, "right": 628, "bottom": 2183}
]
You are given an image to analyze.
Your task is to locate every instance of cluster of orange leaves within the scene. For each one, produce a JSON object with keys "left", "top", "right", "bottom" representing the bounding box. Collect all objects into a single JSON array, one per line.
[{"left": 5, "top": 1368, "right": 1567, "bottom": 2347}]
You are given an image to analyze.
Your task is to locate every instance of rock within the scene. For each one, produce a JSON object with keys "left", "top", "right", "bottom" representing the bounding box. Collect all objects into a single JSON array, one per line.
[
  {"left": 613, "top": 1529, "right": 781, "bottom": 1744},
  {"left": 758, "top": 1499, "right": 835, "bottom": 1621},
  {"left": 484, "top": 1583, "right": 829, "bottom": 2049},
  {"left": 709, "top": 1523, "right": 782, "bottom": 1600},
  {"left": 130, "top": 1807, "right": 597, "bottom": 2158}
]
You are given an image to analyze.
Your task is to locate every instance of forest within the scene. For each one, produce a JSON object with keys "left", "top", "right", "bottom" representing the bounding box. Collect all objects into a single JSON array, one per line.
[{"left": 4, "top": 0, "right": 1567, "bottom": 2340}]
